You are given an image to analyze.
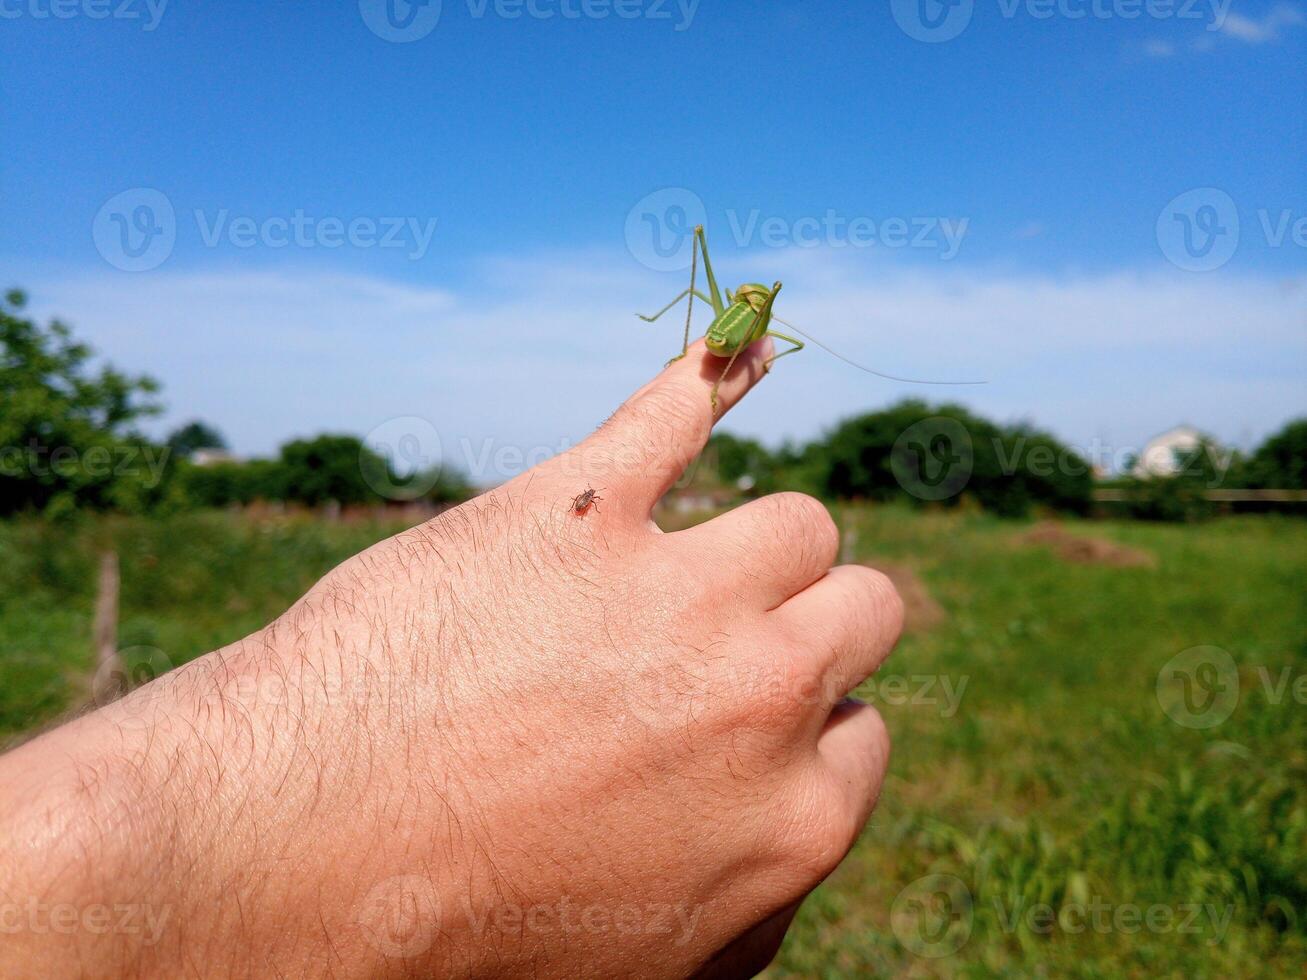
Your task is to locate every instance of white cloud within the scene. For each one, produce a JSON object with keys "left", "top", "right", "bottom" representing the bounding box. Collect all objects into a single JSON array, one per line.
[
  {"left": 17, "top": 251, "right": 1307, "bottom": 481},
  {"left": 1218, "top": 2, "right": 1305, "bottom": 43},
  {"left": 1139, "top": 3, "right": 1303, "bottom": 57}
]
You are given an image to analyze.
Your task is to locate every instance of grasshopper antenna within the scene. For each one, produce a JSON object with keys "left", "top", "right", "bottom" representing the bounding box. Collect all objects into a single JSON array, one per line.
[{"left": 771, "top": 315, "right": 987, "bottom": 386}]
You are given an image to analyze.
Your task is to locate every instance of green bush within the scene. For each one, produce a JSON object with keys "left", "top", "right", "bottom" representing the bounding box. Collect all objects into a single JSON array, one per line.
[
  {"left": 279, "top": 434, "right": 384, "bottom": 506},
  {"left": 812, "top": 400, "right": 1092, "bottom": 517},
  {"left": 178, "top": 444, "right": 471, "bottom": 509},
  {"left": 181, "top": 459, "right": 290, "bottom": 507},
  {"left": 1118, "top": 440, "right": 1225, "bottom": 522},
  {"left": 1245, "top": 419, "right": 1307, "bottom": 490}
]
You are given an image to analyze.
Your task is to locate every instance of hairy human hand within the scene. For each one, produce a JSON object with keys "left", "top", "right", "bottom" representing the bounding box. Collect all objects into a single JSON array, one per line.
[{"left": 0, "top": 337, "right": 902, "bottom": 979}]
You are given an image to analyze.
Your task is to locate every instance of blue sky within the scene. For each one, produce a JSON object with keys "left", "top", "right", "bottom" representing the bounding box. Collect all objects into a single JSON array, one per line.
[{"left": 3, "top": 0, "right": 1304, "bottom": 479}]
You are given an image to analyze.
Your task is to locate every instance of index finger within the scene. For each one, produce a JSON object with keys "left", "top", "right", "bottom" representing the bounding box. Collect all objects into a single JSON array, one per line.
[{"left": 575, "top": 335, "right": 775, "bottom": 513}]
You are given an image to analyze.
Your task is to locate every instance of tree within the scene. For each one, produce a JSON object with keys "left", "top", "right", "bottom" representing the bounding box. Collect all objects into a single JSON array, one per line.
[
  {"left": 0, "top": 289, "right": 166, "bottom": 516},
  {"left": 701, "top": 433, "right": 779, "bottom": 493},
  {"left": 1245, "top": 419, "right": 1307, "bottom": 490},
  {"left": 279, "top": 434, "right": 386, "bottom": 506},
  {"left": 814, "top": 400, "right": 1092, "bottom": 517},
  {"left": 166, "top": 421, "right": 228, "bottom": 457}
]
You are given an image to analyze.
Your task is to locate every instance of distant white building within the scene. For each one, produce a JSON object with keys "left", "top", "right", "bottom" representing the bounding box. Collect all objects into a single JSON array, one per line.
[
  {"left": 1132, "top": 426, "right": 1204, "bottom": 478},
  {"left": 190, "top": 448, "right": 241, "bottom": 467}
]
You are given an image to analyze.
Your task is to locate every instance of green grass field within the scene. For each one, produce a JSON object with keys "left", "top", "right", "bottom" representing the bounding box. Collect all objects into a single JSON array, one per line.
[{"left": 1, "top": 507, "right": 1303, "bottom": 977}]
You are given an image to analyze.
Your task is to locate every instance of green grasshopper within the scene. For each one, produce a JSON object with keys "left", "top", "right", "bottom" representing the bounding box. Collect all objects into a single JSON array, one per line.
[
  {"left": 637, "top": 224, "right": 985, "bottom": 408},
  {"left": 637, "top": 225, "right": 804, "bottom": 411}
]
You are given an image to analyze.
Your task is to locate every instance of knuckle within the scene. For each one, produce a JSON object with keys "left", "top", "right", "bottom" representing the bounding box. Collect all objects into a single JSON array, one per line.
[
  {"left": 771, "top": 615, "right": 823, "bottom": 676},
  {"left": 866, "top": 567, "right": 906, "bottom": 642},
  {"left": 790, "top": 618, "right": 848, "bottom": 695},
  {"left": 722, "top": 646, "right": 805, "bottom": 731},
  {"left": 854, "top": 704, "right": 893, "bottom": 765},
  {"left": 774, "top": 491, "right": 835, "bottom": 535},
  {"left": 765, "top": 492, "right": 838, "bottom": 566},
  {"left": 659, "top": 546, "right": 718, "bottom": 606},
  {"left": 793, "top": 792, "right": 860, "bottom": 883},
  {"left": 843, "top": 565, "right": 905, "bottom": 645}
]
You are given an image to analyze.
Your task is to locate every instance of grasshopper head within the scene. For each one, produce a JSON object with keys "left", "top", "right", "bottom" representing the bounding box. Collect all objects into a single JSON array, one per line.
[{"left": 733, "top": 283, "right": 773, "bottom": 312}]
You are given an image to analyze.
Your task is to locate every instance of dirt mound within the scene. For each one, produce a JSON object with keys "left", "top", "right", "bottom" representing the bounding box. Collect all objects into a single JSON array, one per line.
[
  {"left": 863, "top": 561, "right": 945, "bottom": 634},
  {"left": 1022, "top": 521, "right": 1156, "bottom": 568}
]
